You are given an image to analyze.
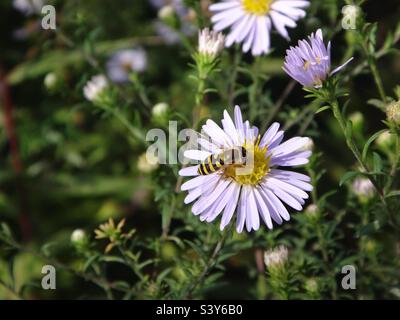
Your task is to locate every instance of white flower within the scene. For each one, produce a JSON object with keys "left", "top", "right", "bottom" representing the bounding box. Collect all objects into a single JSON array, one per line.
[
  {"left": 179, "top": 105, "right": 313, "bottom": 233},
  {"left": 83, "top": 74, "right": 108, "bottom": 102},
  {"left": 13, "top": 0, "right": 43, "bottom": 16},
  {"left": 198, "top": 28, "right": 225, "bottom": 59},
  {"left": 106, "top": 48, "right": 147, "bottom": 84},
  {"left": 352, "top": 177, "right": 374, "bottom": 199},
  {"left": 209, "top": 0, "right": 310, "bottom": 56},
  {"left": 264, "top": 245, "right": 288, "bottom": 269}
]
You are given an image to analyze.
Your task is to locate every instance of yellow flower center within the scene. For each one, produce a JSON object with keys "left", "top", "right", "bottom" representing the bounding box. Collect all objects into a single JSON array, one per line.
[
  {"left": 242, "top": 0, "right": 273, "bottom": 16},
  {"left": 223, "top": 140, "right": 270, "bottom": 186}
]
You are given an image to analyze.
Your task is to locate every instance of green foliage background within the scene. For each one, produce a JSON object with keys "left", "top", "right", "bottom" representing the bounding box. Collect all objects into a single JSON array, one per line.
[{"left": 0, "top": 0, "right": 400, "bottom": 299}]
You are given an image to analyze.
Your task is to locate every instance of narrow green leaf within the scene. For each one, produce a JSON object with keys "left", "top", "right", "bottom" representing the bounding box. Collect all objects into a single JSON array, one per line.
[
  {"left": 339, "top": 171, "right": 360, "bottom": 186},
  {"left": 362, "top": 129, "right": 387, "bottom": 161},
  {"left": 315, "top": 106, "right": 331, "bottom": 114}
]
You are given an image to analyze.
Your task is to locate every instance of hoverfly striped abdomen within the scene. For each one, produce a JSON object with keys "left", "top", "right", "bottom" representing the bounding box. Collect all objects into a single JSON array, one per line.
[
  {"left": 198, "top": 153, "right": 224, "bottom": 175},
  {"left": 197, "top": 147, "right": 247, "bottom": 175}
]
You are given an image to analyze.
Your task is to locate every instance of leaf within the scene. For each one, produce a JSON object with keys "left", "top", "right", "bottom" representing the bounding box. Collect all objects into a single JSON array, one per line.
[
  {"left": 315, "top": 106, "right": 331, "bottom": 114},
  {"left": 362, "top": 129, "right": 387, "bottom": 161},
  {"left": 0, "top": 223, "right": 12, "bottom": 239},
  {"left": 339, "top": 171, "right": 360, "bottom": 186},
  {"left": 357, "top": 220, "right": 382, "bottom": 237},
  {"left": 346, "top": 120, "right": 353, "bottom": 140},
  {"left": 372, "top": 152, "right": 383, "bottom": 173},
  {"left": 100, "top": 256, "right": 126, "bottom": 264},
  {"left": 184, "top": 240, "right": 208, "bottom": 263},
  {"left": 367, "top": 99, "right": 385, "bottom": 110},
  {"left": 8, "top": 37, "right": 146, "bottom": 85},
  {"left": 386, "top": 190, "right": 400, "bottom": 198}
]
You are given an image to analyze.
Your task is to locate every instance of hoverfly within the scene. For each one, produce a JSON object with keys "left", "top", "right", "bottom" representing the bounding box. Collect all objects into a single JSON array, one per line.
[{"left": 198, "top": 146, "right": 247, "bottom": 175}]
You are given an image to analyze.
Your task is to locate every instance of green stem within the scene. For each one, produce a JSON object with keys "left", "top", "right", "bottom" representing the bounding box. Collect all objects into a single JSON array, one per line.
[
  {"left": 330, "top": 98, "right": 398, "bottom": 228},
  {"left": 99, "top": 103, "right": 145, "bottom": 143},
  {"left": 183, "top": 228, "right": 230, "bottom": 299},
  {"left": 368, "top": 56, "right": 387, "bottom": 102},
  {"left": 385, "top": 132, "right": 400, "bottom": 191},
  {"left": 361, "top": 42, "right": 387, "bottom": 102}
]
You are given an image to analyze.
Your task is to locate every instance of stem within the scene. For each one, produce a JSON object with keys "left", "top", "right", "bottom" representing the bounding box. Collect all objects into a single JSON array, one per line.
[
  {"left": 330, "top": 98, "right": 398, "bottom": 228},
  {"left": 360, "top": 41, "right": 387, "bottom": 102},
  {"left": 385, "top": 132, "right": 400, "bottom": 191},
  {"left": 99, "top": 103, "right": 145, "bottom": 143},
  {"left": 0, "top": 64, "right": 32, "bottom": 241},
  {"left": 161, "top": 196, "right": 176, "bottom": 238},
  {"left": 249, "top": 57, "right": 262, "bottom": 122},
  {"left": 228, "top": 47, "right": 241, "bottom": 107},
  {"left": 368, "top": 56, "right": 387, "bottom": 102},
  {"left": 184, "top": 228, "right": 230, "bottom": 299},
  {"left": 263, "top": 80, "right": 296, "bottom": 131}
]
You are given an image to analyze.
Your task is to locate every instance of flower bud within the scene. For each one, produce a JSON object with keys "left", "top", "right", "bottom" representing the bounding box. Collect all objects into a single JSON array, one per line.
[
  {"left": 304, "top": 278, "right": 319, "bottom": 295},
  {"left": 83, "top": 74, "right": 109, "bottom": 103},
  {"left": 305, "top": 204, "right": 320, "bottom": 221},
  {"left": 158, "top": 5, "right": 179, "bottom": 29},
  {"left": 386, "top": 100, "right": 400, "bottom": 126},
  {"left": 71, "top": 229, "right": 88, "bottom": 247},
  {"left": 152, "top": 102, "right": 169, "bottom": 118},
  {"left": 198, "top": 28, "right": 225, "bottom": 61},
  {"left": 352, "top": 177, "right": 375, "bottom": 201},
  {"left": 44, "top": 72, "right": 59, "bottom": 92},
  {"left": 264, "top": 245, "right": 288, "bottom": 270},
  {"left": 137, "top": 152, "right": 159, "bottom": 173},
  {"left": 375, "top": 130, "right": 395, "bottom": 150},
  {"left": 349, "top": 112, "right": 364, "bottom": 132}
]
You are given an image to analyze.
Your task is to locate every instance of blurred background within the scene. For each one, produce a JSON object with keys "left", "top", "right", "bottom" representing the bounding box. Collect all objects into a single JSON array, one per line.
[{"left": 1, "top": 0, "right": 400, "bottom": 299}]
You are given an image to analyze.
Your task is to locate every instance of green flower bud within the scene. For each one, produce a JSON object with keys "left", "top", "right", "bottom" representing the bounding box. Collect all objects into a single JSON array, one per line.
[
  {"left": 152, "top": 102, "right": 169, "bottom": 117},
  {"left": 44, "top": 72, "right": 60, "bottom": 92},
  {"left": 375, "top": 130, "right": 395, "bottom": 150},
  {"left": 349, "top": 112, "right": 364, "bottom": 132},
  {"left": 158, "top": 5, "right": 179, "bottom": 29},
  {"left": 71, "top": 229, "right": 89, "bottom": 249}
]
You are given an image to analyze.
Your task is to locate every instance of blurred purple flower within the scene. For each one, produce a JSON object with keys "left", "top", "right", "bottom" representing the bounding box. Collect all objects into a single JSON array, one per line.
[
  {"left": 149, "top": 0, "right": 196, "bottom": 44},
  {"left": 13, "top": 0, "right": 44, "bottom": 16},
  {"left": 106, "top": 48, "right": 147, "bottom": 84}
]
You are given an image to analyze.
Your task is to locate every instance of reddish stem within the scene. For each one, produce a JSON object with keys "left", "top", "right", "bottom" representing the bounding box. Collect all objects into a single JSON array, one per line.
[{"left": 0, "top": 64, "right": 32, "bottom": 241}]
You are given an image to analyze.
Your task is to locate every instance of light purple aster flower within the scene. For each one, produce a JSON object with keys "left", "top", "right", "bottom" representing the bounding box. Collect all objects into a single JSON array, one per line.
[
  {"left": 283, "top": 29, "right": 354, "bottom": 87},
  {"left": 209, "top": 0, "right": 310, "bottom": 56},
  {"left": 106, "top": 48, "right": 147, "bottom": 84},
  {"left": 179, "top": 105, "right": 313, "bottom": 233}
]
